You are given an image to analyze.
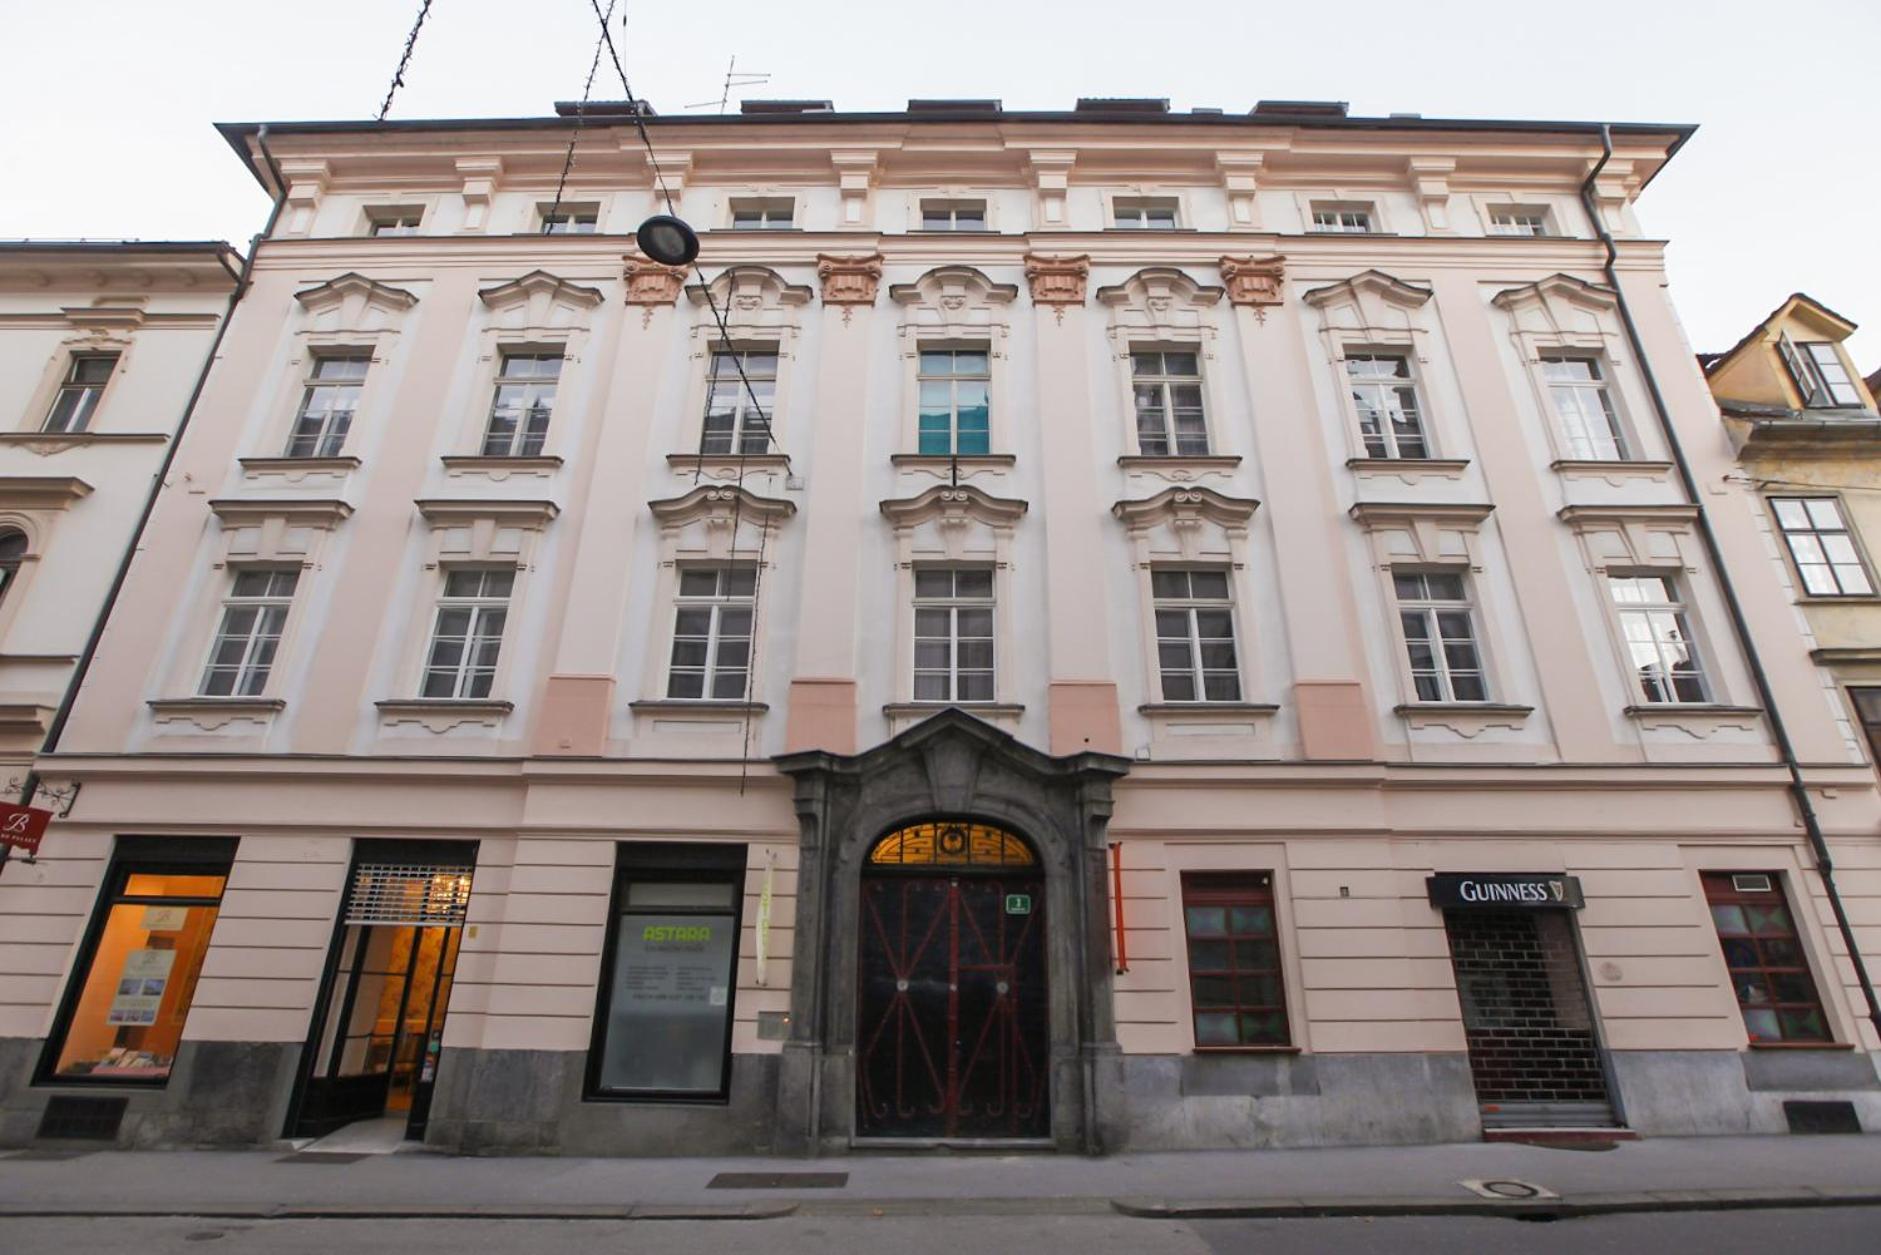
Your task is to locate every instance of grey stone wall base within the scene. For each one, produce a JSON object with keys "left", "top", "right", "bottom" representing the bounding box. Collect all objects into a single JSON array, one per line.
[
  {"left": 423, "top": 1047, "right": 780, "bottom": 1156},
  {"left": 1112, "top": 1052, "right": 1481, "bottom": 1151},
  {"left": 0, "top": 1036, "right": 298, "bottom": 1149},
  {"left": 1613, "top": 1049, "right": 1881, "bottom": 1135}
]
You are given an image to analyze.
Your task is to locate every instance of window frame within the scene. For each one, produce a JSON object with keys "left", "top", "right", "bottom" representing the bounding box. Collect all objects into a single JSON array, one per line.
[
  {"left": 36, "top": 836, "right": 239, "bottom": 1088},
  {"left": 1701, "top": 871, "right": 1834, "bottom": 1045},
  {"left": 1308, "top": 201, "right": 1376, "bottom": 234},
  {"left": 1539, "top": 351, "right": 1630, "bottom": 461},
  {"left": 0, "top": 527, "right": 27, "bottom": 610},
  {"left": 284, "top": 352, "right": 370, "bottom": 459},
  {"left": 480, "top": 349, "right": 564, "bottom": 458},
  {"left": 537, "top": 203, "right": 600, "bottom": 234},
  {"left": 41, "top": 352, "right": 120, "bottom": 434},
  {"left": 1342, "top": 350, "right": 1432, "bottom": 459},
  {"left": 1606, "top": 570, "right": 1710, "bottom": 705},
  {"left": 363, "top": 205, "right": 424, "bottom": 237},
  {"left": 418, "top": 566, "right": 514, "bottom": 701},
  {"left": 1487, "top": 205, "right": 1553, "bottom": 237},
  {"left": 914, "top": 346, "right": 992, "bottom": 456},
  {"left": 1848, "top": 687, "right": 1881, "bottom": 769},
  {"left": 1150, "top": 566, "right": 1243, "bottom": 704},
  {"left": 1112, "top": 196, "right": 1181, "bottom": 230},
  {"left": 727, "top": 197, "right": 796, "bottom": 230},
  {"left": 664, "top": 563, "right": 758, "bottom": 702},
  {"left": 197, "top": 567, "right": 300, "bottom": 698},
  {"left": 1390, "top": 569, "right": 1490, "bottom": 704},
  {"left": 911, "top": 565, "right": 997, "bottom": 705},
  {"left": 699, "top": 345, "right": 779, "bottom": 456},
  {"left": 1779, "top": 333, "right": 1864, "bottom": 409},
  {"left": 1768, "top": 495, "right": 1874, "bottom": 598},
  {"left": 1179, "top": 871, "right": 1293, "bottom": 1051},
  {"left": 1129, "top": 347, "right": 1211, "bottom": 456},
  {"left": 585, "top": 843, "right": 748, "bottom": 1103},
  {"left": 918, "top": 198, "right": 988, "bottom": 232}
]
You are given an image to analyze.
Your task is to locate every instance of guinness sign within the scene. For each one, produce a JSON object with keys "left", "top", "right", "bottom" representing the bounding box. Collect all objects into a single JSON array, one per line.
[{"left": 1427, "top": 872, "right": 1583, "bottom": 911}]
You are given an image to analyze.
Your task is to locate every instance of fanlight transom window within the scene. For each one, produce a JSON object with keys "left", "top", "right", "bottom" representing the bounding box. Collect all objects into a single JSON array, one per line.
[{"left": 868, "top": 821, "right": 1035, "bottom": 868}]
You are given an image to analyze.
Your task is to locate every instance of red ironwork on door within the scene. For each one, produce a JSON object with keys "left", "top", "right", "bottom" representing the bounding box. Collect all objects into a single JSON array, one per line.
[{"left": 856, "top": 872, "right": 1049, "bottom": 1139}]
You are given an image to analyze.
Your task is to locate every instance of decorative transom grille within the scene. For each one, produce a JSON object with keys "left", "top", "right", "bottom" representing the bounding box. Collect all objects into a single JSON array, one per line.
[
  {"left": 868, "top": 822, "right": 1035, "bottom": 868},
  {"left": 343, "top": 863, "right": 474, "bottom": 926}
]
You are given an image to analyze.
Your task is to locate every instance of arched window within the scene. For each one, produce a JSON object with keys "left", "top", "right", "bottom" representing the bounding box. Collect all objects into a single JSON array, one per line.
[
  {"left": 0, "top": 529, "right": 27, "bottom": 606},
  {"left": 868, "top": 820, "right": 1035, "bottom": 869}
]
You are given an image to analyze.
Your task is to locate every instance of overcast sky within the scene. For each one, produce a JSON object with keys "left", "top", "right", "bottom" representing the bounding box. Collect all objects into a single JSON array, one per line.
[{"left": 4, "top": 0, "right": 1876, "bottom": 365}]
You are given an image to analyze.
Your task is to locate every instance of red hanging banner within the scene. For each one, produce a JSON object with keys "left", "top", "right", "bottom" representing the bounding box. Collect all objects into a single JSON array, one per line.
[{"left": 0, "top": 802, "right": 53, "bottom": 858}]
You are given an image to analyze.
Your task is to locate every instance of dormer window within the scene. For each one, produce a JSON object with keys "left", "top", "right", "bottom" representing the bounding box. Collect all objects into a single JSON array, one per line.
[
  {"left": 730, "top": 197, "right": 794, "bottom": 229},
  {"left": 538, "top": 204, "right": 599, "bottom": 234},
  {"left": 1310, "top": 202, "right": 1374, "bottom": 233},
  {"left": 1114, "top": 197, "right": 1179, "bottom": 229},
  {"left": 365, "top": 206, "right": 424, "bottom": 237},
  {"left": 1779, "top": 334, "right": 1863, "bottom": 409}
]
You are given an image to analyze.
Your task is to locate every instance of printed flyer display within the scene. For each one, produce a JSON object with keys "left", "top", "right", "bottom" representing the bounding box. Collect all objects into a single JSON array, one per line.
[{"left": 106, "top": 948, "right": 175, "bottom": 1026}]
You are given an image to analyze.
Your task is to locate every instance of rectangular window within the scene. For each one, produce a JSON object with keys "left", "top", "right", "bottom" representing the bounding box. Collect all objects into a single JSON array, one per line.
[
  {"left": 43, "top": 839, "right": 236, "bottom": 1084},
  {"left": 702, "top": 348, "right": 777, "bottom": 454},
  {"left": 1114, "top": 197, "right": 1179, "bottom": 229},
  {"left": 198, "top": 569, "right": 299, "bottom": 697},
  {"left": 916, "top": 349, "right": 991, "bottom": 455},
  {"left": 42, "top": 353, "right": 119, "bottom": 433},
  {"left": 1393, "top": 571, "right": 1487, "bottom": 702},
  {"left": 729, "top": 198, "right": 794, "bottom": 229},
  {"left": 1310, "top": 202, "right": 1374, "bottom": 233},
  {"left": 1770, "top": 497, "right": 1873, "bottom": 596},
  {"left": 1131, "top": 349, "right": 1208, "bottom": 455},
  {"left": 921, "top": 199, "right": 987, "bottom": 231},
  {"left": 365, "top": 206, "right": 423, "bottom": 236},
  {"left": 1541, "top": 353, "right": 1627, "bottom": 460},
  {"left": 913, "top": 566, "right": 994, "bottom": 703},
  {"left": 539, "top": 204, "right": 599, "bottom": 234},
  {"left": 1779, "top": 334, "right": 1863, "bottom": 409},
  {"left": 1182, "top": 872, "right": 1290, "bottom": 1048},
  {"left": 1489, "top": 206, "right": 1550, "bottom": 236},
  {"left": 1702, "top": 872, "right": 1831, "bottom": 1044},
  {"left": 420, "top": 568, "right": 512, "bottom": 699},
  {"left": 482, "top": 350, "right": 563, "bottom": 457},
  {"left": 1849, "top": 687, "right": 1881, "bottom": 767},
  {"left": 667, "top": 565, "right": 756, "bottom": 700},
  {"left": 1609, "top": 573, "right": 1707, "bottom": 703},
  {"left": 286, "top": 354, "right": 368, "bottom": 458},
  {"left": 1152, "top": 568, "right": 1242, "bottom": 702},
  {"left": 590, "top": 848, "right": 744, "bottom": 1098},
  {"left": 1344, "top": 352, "right": 1429, "bottom": 458}
]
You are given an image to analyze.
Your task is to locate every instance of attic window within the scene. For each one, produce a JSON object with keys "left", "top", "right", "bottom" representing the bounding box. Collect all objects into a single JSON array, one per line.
[
  {"left": 365, "top": 206, "right": 424, "bottom": 237},
  {"left": 730, "top": 197, "right": 795, "bottom": 229},
  {"left": 1489, "top": 206, "right": 1551, "bottom": 237},
  {"left": 539, "top": 203, "right": 599, "bottom": 234},
  {"left": 1779, "top": 333, "right": 1863, "bottom": 409}
]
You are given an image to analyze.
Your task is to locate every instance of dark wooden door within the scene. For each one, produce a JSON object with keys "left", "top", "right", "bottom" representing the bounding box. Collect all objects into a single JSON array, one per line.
[{"left": 856, "top": 872, "right": 1049, "bottom": 1139}]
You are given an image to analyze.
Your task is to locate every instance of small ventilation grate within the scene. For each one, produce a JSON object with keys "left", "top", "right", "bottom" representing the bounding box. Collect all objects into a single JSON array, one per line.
[
  {"left": 1784, "top": 1100, "right": 1861, "bottom": 1134},
  {"left": 36, "top": 1095, "right": 127, "bottom": 1141}
]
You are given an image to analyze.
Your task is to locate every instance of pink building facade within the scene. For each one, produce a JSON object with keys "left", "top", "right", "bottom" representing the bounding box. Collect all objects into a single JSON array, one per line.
[{"left": 1, "top": 100, "right": 1877, "bottom": 1152}]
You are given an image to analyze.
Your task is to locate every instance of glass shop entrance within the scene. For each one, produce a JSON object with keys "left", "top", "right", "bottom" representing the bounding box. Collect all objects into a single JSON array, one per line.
[{"left": 290, "top": 845, "right": 476, "bottom": 1141}]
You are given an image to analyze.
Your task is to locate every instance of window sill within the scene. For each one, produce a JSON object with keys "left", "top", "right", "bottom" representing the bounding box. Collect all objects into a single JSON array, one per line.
[
  {"left": 441, "top": 455, "right": 564, "bottom": 478},
  {"left": 1622, "top": 703, "right": 1762, "bottom": 718},
  {"left": 1549, "top": 458, "right": 1675, "bottom": 480},
  {"left": 1396, "top": 703, "right": 1535, "bottom": 735},
  {"left": 891, "top": 453, "right": 1016, "bottom": 469},
  {"left": 1345, "top": 457, "right": 1471, "bottom": 481},
  {"left": 1118, "top": 454, "right": 1242, "bottom": 470},
  {"left": 667, "top": 452, "right": 792, "bottom": 475},
  {"left": 1794, "top": 595, "right": 1881, "bottom": 606},
  {"left": 1746, "top": 1040, "right": 1855, "bottom": 1051},
  {"left": 376, "top": 699, "right": 514, "bottom": 733},
  {"left": 1139, "top": 702, "right": 1279, "bottom": 716},
  {"left": 0, "top": 430, "right": 169, "bottom": 449},
  {"left": 1191, "top": 1045, "right": 1303, "bottom": 1055},
  {"left": 237, "top": 455, "right": 361, "bottom": 482},
  {"left": 629, "top": 699, "right": 770, "bottom": 715},
  {"left": 147, "top": 697, "right": 285, "bottom": 733}
]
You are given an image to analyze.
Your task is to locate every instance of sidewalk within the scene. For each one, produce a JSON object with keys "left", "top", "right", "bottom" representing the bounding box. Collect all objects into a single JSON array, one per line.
[{"left": 3, "top": 1135, "right": 1880, "bottom": 1220}]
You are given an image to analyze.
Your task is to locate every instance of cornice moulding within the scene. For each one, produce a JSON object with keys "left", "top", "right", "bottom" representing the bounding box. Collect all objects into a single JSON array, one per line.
[
  {"left": 1349, "top": 501, "right": 1495, "bottom": 527},
  {"left": 414, "top": 498, "right": 560, "bottom": 528},
  {"left": 293, "top": 272, "right": 419, "bottom": 312},
  {"left": 879, "top": 484, "right": 1029, "bottom": 530},
  {"left": 477, "top": 269, "right": 605, "bottom": 310},
  {"left": 1556, "top": 503, "right": 1700, "bottom": 526},
  {"left": 648, "top": 484, "right": 797, "bottom": 527},
  {"left": 1112, "top": 485, "right": 1259, "bottom": 530},
  {"left": 1491, "top": 272, "right": 1618, "bottom": 312},
  {"left": 208, "top": 498, "right": 353, "bottom": 527},
  {"left": 0, "top": 475, "right": 94, "bottom": 509},
  {"left": 1302, "top": 269, "right": 1433, "bottom": 309}
]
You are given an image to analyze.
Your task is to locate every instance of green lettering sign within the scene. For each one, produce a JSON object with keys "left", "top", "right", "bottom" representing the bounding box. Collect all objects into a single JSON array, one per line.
[
  {"left": 642, "top": 925, "right": 713, "bottom": 943},
  {"left": 1005, "top": 894, "right": 1031, "bottom": 915}
]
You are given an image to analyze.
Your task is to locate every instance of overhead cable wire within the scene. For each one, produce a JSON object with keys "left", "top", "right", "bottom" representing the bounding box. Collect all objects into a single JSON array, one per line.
[
  {"left": 547, "top": 0, "right": 619, "bottom": 227},
  {"left": 377, "top": 0, "right": 437, "bottom": 122}
]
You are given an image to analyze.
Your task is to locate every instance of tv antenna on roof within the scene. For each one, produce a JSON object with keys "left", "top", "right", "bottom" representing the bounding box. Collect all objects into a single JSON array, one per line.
[{"left": 685, "top": 55, "right": 770, "bottom": 114}]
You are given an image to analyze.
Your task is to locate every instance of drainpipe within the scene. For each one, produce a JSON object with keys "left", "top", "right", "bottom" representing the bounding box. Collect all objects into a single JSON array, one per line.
[
  {"left": 5, "top": 126, "right": 287, "bottom": 855},
  {"left": 1580, "top": 125, "right": 1881, "bottom": 1043}
]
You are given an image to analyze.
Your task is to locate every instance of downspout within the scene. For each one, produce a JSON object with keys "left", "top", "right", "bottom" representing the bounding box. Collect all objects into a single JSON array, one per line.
[
  {"left": 1580, "top": 125, "right": 1881, "bottom": 1042},
  {"left": 8, "top": 126, "right": 287, "bottom": 833}
]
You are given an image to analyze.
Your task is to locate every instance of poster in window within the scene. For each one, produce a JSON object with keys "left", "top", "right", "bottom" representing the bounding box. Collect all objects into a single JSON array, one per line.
[
  {"left": 106, "top": 948, "right": 175, "bottom": 1026},
  {"left": 600, "top": 912, "right": 735, "bottom": 1092}
]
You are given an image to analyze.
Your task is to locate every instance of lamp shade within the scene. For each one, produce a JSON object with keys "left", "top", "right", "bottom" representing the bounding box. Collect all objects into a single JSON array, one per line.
[{"left": 636, "top": 214, "right": 700, "bottom": 267}]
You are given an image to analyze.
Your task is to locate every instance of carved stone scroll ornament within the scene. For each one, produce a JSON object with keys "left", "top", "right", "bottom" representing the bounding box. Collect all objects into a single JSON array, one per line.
[
  {"left": 1218, "top": 254, "right": 1285, "bottom": 307},
  {"left": 1023, "top": 253, "right": 1091, "bottom": 312},
  {"left": 816, "top": 252, "right": 884, "bottom": 310}
]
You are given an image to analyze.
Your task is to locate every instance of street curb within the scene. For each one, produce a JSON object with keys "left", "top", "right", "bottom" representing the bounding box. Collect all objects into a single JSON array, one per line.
[
  {"left": 1110, "top": 1186, "right": 1881, "bottom": 1220},
  {"left": 0, "top": 1202, "right": 799, "bottom": 1222}
]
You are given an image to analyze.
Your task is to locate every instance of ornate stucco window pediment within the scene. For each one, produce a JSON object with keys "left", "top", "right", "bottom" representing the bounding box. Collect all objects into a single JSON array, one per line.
[
  {"left": 206, "top": 497, "right": 352, "bottom": 568},
  {"left": 293, "top": 273, "right": 420, "bottom": 325},
  {"left": 413, "top": 497, "right": 558, "bottom": 569},
  {"left": 1490, "top": 273, "right": 1624, "bottom": 359},
  {"left": 880, "top": 485, "right": 1027, "bottom": 560},
  {"left": 648, "top": 484, "right": 795, "bottom": 563},
  {"left": 1348, "top": 501, "right": 1494, "bottom": 570},
  {"left": 1097, "top": 267, "right": 1224, "bottom": 334},
  {"left": 1302, "top": 270, "right": 1434, "bottom": 353},
  {"left": 1556, "top": 503, "right": 1701, "bottom": 573},
  {"left": 1111, "top": 486, "right": 1258, "bottom": 565},
  {"left": 688, "top": 266, "right": 814, "bottom": 317},
  {"left": 890, "top": 266, "right": 1018, "bottom": 355},
  {"left": 476, "top": 271, "right": 605, "bottom": 330}
]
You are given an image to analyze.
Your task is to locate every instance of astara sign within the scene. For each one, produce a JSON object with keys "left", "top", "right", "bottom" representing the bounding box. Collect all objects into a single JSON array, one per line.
[{"left": 1426, "top": 872, "right": 1584, "bottom": 910}]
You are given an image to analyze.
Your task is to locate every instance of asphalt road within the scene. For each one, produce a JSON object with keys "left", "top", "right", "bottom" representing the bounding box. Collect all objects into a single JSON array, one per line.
[{"left": 2, "top": 1207, "right": 1878, "bottom": 1254}]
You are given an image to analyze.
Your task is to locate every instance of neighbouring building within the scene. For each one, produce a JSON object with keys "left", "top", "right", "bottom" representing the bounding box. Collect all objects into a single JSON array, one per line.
[
  {"left": 0, "top": 242, "right": 240, "bottom": 790},
  {"left": 1, "top": 99, "right": 1877, "bottom": 1155}
]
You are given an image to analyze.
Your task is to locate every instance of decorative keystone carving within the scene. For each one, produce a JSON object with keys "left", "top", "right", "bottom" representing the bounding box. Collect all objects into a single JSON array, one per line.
[
  {"left": 1024, "top": 253, "right": 1090, "bottom": 309},
  {"left": 817, "top": 253, "right": 884, "bottom": 308},
  {"left": 1218, "top": 255, "right": 1286, "bottom": 307},
  {"left": 624, "top": 252, "right": 690, "bottom": 306}
]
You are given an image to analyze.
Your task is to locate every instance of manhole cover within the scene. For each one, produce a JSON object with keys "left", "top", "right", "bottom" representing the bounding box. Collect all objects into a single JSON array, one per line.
[
  {"left": 708, "top": 1172, "right": 849, "bottom": 1190},
  {"left": 1458, "top": 1178, "right": 1558, "bottom": 1200},
  {"left": 277, "top": 1151, "right": 370, "bottom": 1165}
]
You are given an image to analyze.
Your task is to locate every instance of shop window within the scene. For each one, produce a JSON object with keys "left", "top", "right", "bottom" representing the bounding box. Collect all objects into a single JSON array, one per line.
[
  {"left": 588, "top": 845, "right": 746, "bottom": 1099},
  {"left": 1702, "top": 871, "right": 1831, "bottom": 1044},
  {"left": 1181, "top": 872, "right": 1291, "bottom": 1048},
  {"left": 42, "top": 838, "right": 236, "bottom": 1085}
]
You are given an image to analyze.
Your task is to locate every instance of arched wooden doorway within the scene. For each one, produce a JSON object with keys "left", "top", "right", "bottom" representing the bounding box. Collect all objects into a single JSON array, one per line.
[{"left": 855, "top": 820, "right": 1048, "bottom": 1141}]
